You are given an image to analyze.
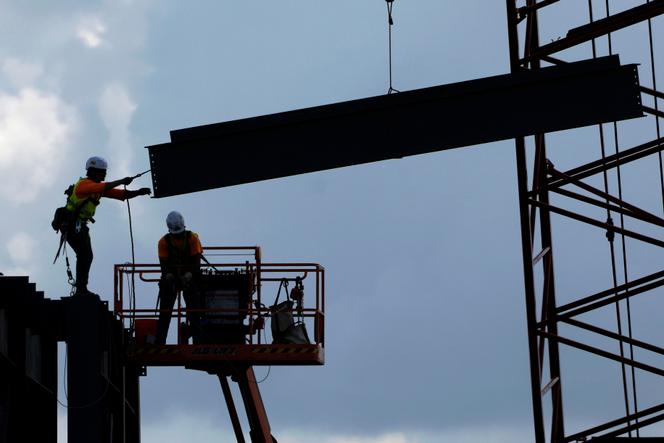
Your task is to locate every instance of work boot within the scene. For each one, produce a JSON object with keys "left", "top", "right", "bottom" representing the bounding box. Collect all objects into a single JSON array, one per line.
[{"left": 75, "top": 286, "right": 100, "bottom": 298}]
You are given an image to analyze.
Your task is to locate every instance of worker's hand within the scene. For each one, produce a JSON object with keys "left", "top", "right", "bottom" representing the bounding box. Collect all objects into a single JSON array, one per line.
[
  {"left": 183, "top": 272, "right": 193, "bottom": 283},
  {"left": 126, "top": 188, "right": 152, "bottom": 199},
  {"left": 120, "top": 176, "right": 134, "bottom": 186},
  {"left": 162, "top": 273, "right": 175, "bottom": 282}
]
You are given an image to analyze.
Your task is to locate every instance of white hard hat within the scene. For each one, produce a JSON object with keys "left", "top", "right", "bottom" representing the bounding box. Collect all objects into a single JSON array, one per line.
[
  {"left": 166, "top": 211, "right": 185, "bottom": 234},
  {"left": 85, "top": 156, "right": 108, "bottom": 170}
]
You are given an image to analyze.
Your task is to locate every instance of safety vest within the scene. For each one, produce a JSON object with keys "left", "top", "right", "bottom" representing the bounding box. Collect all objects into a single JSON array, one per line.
[
  {"left": 65, "top": 178, "right": 101, "bottom": 222},
  {"left": 164, "top": 231, "right": 196, "bottom": 269}
]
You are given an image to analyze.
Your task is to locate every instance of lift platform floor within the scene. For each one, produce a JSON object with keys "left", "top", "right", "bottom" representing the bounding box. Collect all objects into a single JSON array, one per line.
[{"left": 126, "top": 343, "right": 324, "bottom": 366}]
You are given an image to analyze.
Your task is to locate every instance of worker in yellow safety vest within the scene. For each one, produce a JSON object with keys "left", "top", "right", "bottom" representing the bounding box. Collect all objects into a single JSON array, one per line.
[{"left": 66, "top": 156, "right": 151, "bottom": 296}]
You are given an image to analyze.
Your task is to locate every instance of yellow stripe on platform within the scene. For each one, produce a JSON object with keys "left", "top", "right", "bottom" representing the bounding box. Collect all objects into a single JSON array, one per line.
[
  {"left": 251, "top": 346, "right": 318, "bottom": 354},
  {"left": 131, "top": 346, "right": 181, "bottom": 356}
]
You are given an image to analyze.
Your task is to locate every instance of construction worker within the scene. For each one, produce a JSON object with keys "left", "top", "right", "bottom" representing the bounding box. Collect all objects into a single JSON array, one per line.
[
  {"left": 66, "top": 156, "right": 151, "bottom": 296},
  {"left": 155, "top": 211, "right": 203, "bottom": 345}
]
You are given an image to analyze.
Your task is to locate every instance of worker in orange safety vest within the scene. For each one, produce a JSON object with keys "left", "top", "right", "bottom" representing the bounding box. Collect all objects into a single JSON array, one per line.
[{"left": 155, "top": 211, "right": 204, "bottom": 345}]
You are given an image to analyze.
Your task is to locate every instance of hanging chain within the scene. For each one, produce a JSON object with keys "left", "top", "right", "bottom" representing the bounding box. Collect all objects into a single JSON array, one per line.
[{"left": 63, "top": 245, "right": 76, "bottom": 296}]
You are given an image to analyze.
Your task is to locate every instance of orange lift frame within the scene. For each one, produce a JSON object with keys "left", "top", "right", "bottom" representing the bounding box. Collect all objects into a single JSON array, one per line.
[{"left": 114, "top": 246, "right": 325, "bottom": 442}]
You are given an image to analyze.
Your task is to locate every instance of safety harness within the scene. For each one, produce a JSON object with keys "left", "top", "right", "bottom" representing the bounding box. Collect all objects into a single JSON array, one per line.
[
  {"left": 52, "top": 180, "right": 100, "bottom": 270},
  {"left": 65, "top": 178, "right": 101, "bottom": 223},
  {"left": 164, "top": 231, "right": 194, "bottom": 274}
]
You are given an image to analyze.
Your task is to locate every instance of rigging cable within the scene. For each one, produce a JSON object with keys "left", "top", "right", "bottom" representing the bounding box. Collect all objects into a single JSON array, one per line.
[
  {"left": 256, "top": 319, "right": 272, "bottom": 384},
  {"left": 125, "top": 184, "right": 138, "bottom": 332},
  {"left": 606, "top": 0, "right": 646, "bottom": 433},
  {"left": 0, "top": 337, "right": 111, "bottom": 410},
  {"left": 587, "top": 0, "right": 634, "bottom": 433},
  {"left": 385, "top": 0, "right": 400, "bottom": 94},
  {"left": 646, "top": 0, "right": 664, "bottom": 213},
  {"left": 606, "top": 0, "right": 641, "bottom": 432},
  {"left": 123, "top": 169, "right": 151, "bottom": 332},
  {"left": 61, "top": 314, "right": 113, "bottom": 409}
]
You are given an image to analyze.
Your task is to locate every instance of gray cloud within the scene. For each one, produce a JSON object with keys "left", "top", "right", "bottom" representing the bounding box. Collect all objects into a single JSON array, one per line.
[{"left": 3, "top": 1, "right": 664, "bottom": 441}]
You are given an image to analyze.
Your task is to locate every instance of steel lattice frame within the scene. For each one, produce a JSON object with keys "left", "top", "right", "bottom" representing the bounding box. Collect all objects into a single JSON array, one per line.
[{"left": 507, "top": 0, "right": 664, "bottom": 441}]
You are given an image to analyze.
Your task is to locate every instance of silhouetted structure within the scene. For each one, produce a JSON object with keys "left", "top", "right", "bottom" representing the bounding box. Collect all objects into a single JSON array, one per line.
[
  {"left": 507, "top": 0, "right": 664, "bottom": 441},
  {"left": 147, "top": 2, "right": 664, "bottom": 441},
  {"left": 0, "top": 276, "right": 141, "bottom": 443},
  {"left": 3, "top": 2, "right": 663, "bottom": 441},
  {"left": 115, "top": 246, "right": 325, "bottom": 442},
  {"left": 0, "top": 277, "right": 57, "bottom": 442},
  {"left": 148, "top": 56, "right": 641, "bottom": 197}
]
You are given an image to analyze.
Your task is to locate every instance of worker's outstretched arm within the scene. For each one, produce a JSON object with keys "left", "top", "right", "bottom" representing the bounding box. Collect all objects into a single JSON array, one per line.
[
  {"left": 103, "top": 187, "right": 150, "bottom": 200},
  {"left": 103, "top": 176, "right": 134, "bottom": 191}
]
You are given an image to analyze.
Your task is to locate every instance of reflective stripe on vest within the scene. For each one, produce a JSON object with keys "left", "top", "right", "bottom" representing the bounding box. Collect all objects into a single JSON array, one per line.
[{"left": 66, "top": 178, "right": 101, "bottom": 222}]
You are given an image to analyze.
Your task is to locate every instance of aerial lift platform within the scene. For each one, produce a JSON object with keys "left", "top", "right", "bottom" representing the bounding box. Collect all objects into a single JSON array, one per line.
[{"left": 114, "top": 246, "right": 325, "bottom": 442}]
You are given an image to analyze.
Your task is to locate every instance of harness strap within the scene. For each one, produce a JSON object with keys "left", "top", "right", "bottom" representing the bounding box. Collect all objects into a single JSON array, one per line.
[
  {"left": 67, "top": 179, "right": 101, "bottom": 222},
  {"left": 165, "top": 231, "right": 192, "bottom": 267},
  {"left": 53, "top": 231, "right": 67, "bottom": 264}
]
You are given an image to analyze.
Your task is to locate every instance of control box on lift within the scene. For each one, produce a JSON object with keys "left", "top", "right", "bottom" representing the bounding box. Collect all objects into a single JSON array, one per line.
[{"left": 196, "top": 270, "right": 254, "bottom": 344}]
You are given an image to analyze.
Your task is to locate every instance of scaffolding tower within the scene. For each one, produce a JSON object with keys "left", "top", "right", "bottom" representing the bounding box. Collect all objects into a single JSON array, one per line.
[{"left": 507, "top": 0, "right": 664, "bottom": 440}]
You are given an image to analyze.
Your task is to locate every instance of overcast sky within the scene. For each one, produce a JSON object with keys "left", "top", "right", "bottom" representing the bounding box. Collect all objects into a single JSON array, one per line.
[{"left": 1, "top": 1, "right": 664, "bottom": 442}]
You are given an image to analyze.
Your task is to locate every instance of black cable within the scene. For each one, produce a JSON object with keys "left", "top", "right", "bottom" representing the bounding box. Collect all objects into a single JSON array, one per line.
[
  {"left": 200, "top": 253, "right": 220, "bottom": 272},
  {"left": 646, "top": 0, "right": 664, "bottom": 214},
  {"left": 124, "top": 185, "right": 137, "bottom": 331},
  {"left": 605, "top": 0, "right": 639, "bottom": 434},
  {"left": 61, "top": 315, "right": 112, "bottom": 409},
  {"left": 255, "top": 326, "right": 272, "bottom": 384},
  {"left": 386, "top": 0, "right": 400, "bottom": 94},
  {"left": 588, "top": 0, "right": 634, "bottom": 433},
  {"left": 0, "top": 343, "right": 68, "bottom": 407},
  {"left": 253, "top": 282, "right": 287, "bottom": 384},
  {"left": 256, "top": 365, "right": 271, "bottom": 384}
]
